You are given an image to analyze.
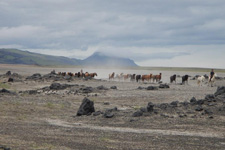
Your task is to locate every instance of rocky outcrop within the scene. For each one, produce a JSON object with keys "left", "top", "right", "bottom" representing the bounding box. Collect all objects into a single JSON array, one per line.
[
  {"left": 26, "top": 73, "right": 42, "bottom": 80},
  {"left": 77, "top": 97, "right": 95, "bottom": 116}
]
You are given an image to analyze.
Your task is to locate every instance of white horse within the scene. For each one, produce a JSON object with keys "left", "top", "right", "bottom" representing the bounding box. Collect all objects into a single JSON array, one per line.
[
  {"left": 197, "top": 76, "right": 205, "bottom": 86},
  {"left": 208, "top": 74, "right": 217, "bottom": 87}
]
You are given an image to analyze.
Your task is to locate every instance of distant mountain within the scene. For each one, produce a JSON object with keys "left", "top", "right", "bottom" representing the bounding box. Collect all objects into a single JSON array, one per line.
[
  {"left": 0, "top": 48, "right": 81, "bottom": 66},
  {"left": 82, "top": 52, "right": 138, "bottom": 67},
  {"left": 0, "top": 49, "right": 138, "bottom": 67}
]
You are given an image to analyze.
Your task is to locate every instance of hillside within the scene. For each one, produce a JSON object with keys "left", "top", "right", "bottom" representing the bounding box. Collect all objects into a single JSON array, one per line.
[
  {"left": 0, "top": 49, "right": 138, "bottom": 67},
  {"left": 0, "top": 49, "right": 81, "bottom": 66},
  {"left": 82, "top": 52, "right": 138, "bottom": 67}
]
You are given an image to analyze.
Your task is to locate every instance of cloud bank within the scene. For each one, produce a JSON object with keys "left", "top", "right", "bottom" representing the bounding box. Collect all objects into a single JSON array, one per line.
[{"left": 0, "top": 0, "right": 225, "bottom": 68}]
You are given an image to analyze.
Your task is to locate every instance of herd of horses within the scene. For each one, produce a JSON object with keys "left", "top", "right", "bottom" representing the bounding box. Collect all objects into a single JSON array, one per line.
[
  {"left": 57, "top": 70, "right": 216, "bottom": 86},
  {"left": 109, "top": 72, "right": 162, "bottom": 83},
  {"left": 58, "top": 71, "right": 97, "bottom": 78},
  {"left": 109, "top": 72, "right": 216, "bottom": 86}
]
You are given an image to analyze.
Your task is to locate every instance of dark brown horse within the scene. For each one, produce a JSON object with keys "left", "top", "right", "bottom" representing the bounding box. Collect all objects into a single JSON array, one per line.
[
  {"left": 136, "top": 75, "right": 141, "bottom": 82},
  {"left": 182, "top": 75, "right": 189, "bottom": 85},
  {"left": 170, "top": 74, "right": 176, "bottom": 83},
  {"left": 109, "top": 72, "right": 115, "bottom": 80},
  {"left": 89, "top": 72, "right": 97, "bottom": 78}
]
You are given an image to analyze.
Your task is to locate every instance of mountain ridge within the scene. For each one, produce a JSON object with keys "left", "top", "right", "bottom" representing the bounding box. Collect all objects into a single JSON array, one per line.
[{"left": 0, "top": 48, "right": 138, "bottom": 67}]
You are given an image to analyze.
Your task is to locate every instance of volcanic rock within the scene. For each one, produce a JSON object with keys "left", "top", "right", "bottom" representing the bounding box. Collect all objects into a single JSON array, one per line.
[
  {"left": 8, "top": 78, "right": 14, "bottom": 82},
  {"left": 147, "top": 102, "right": 154, "bottom": 112},
  {"left": 5, "top": 71, "right": 11, "bottom": 76},
  {"left": 195, "top": 105, "right": 203, "bottom": 111},
  {"left": 132, "top": 110, "right": 143, "bottom": 117},
  {"left": 159, "top": 84, "right": 170, "bottom": 88},
  {"left": 103, "top": 109, "right": 114, "bottom": 118},
  {"left": 77, "top": 97, "right": 95, "bottom": 116},
  {"left": 146, "top": 86, "right": 158, "bottom": 90},
  {"left": 110, "top": 86, "right": 117, "bottom": 89},
  {"left": 97, "top": 85, "right": 108, "bottom": 90}
]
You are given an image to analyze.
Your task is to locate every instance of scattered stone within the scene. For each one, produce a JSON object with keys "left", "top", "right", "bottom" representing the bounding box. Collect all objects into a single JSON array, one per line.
[
  {"left": 132, "top": 110, "right": 143, "bottom": 117},
  {"left": 110, "top": 86, "right": 117, "bottom": 90},
  {"left": 112, "top": 107, "right": 118, "bottom": 111},
  {"left": 26, "top": 90, "right": 38, "bottom": 95},
  {"left": 104, "top": 102, "right": 110, "bottom": 105},
  {"left": 8, "top": 78, "right": 14, "bottom": 82},
  {"left": 204, "top": 109, "right": 213, "bottom": 115},
  {"left": 103, "top": 109, "right": 114, "bottom": 118},
  {"left": 181, "top": 101, "right": 189, "bottom": 106},
  {"left": 93, "top": 111, "right": 102, "bottom": 116},
  {"left": 214, "top": 86, "right": 225, "bottom": 96},
  {"left": 209, "top": 116, "right": 214, "bottom": 119},
  {"left": 218, "top": 107, "right": 225, "bottom": 111},
  {"left": 159, "top": 84, "right": 170, "bottom": 88},
  {"left": 137, "top": 86, "right": 145, "bottom": 90},
  {"left": 147, "top": 102, "right": 154, "bottom": 112},
  {"left": 5, "top": 71, "right": 11, "bottom": 76},
  {"left": 153, "top": 109, "right": 159, "bottom": 114},
  {"left": 81, "top": 87, "right": 93, "bottom": 93},
  {"left": 205, "top": 94, "right": 215, "bottom": 100},
  {"left": 160, "top": 113, "right": 170, "bottom": 118},
  {"left": 190, "top": 97, "right": 197, "bottom": 105},
  {"left": 26, "top": 73, "right": 42, "bottom": 80},
  {"left": 0, "top": 145, "right": 11, "bottom": 150},
  {"left": 146, "top": 86, "right": 158, "bottom": 90},
  {"left": 170, "top": 101, "right": 179, "bottom": 107},
  {"left": 191, "top": 115, "right": 197, "bottom": 118},
  {"left": 97, "top": 85, "right": 108, "bottom": 90},
  {"left": 179, "top": 114, "right": 187, "bottom": 118},
  {"left": 50, "top": 83, "right": 67, "bottom": 90},
  {"left": 77, "top": 97, "right": 95, "bottom": 116},
  {"left": 196, "top": 99, "right": 205, "bottom": 105},
  {"left": 195, "top": 105, "right": 203, "bottom": 111},
  {"left": 140, "top": 107, "right": 147, "bottom": 112},
  {"left": 0, "top": 88, "right": 11, "bottom": 93},
  {"left": 158, "top": 103, "right": 169, "bottom": 110},
  {"left": 208, "top": 103, "right": 217, "bottom": 106},
  {"left": 130, "top": 119, "right": 136, "bottom": 122},
  {"left": 214, "top": 86, "right": 225, "bottom": 97}
]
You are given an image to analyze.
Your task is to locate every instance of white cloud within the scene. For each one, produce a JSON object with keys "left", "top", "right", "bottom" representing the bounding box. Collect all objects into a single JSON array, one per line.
[{"left": 0, "top": 0, "right": 225, "bottom": 68}]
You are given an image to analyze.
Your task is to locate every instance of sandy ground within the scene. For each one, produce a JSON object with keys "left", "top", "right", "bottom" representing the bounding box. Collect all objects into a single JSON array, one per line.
[{"left": 0, "top": 64, "right": 225, "bottom": 150}]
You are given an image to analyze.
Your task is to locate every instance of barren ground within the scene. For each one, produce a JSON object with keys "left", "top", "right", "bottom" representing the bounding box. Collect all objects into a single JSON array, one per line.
[{"left": 0, "top": 64, "right": 225, "bottom": 150}]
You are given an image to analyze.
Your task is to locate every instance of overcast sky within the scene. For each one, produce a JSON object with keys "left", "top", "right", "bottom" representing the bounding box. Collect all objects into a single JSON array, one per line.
[{"left": 0, "top": 0, "right": 225, "bottom": 68}]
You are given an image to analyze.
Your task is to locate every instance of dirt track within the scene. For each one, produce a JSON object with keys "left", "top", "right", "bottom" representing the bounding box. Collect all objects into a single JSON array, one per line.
[{"left": 0, "top": 65, "right": 225, "bottom": 150}]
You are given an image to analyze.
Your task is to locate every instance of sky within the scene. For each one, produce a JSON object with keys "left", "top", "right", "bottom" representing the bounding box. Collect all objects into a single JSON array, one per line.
[{"left": 0, "top": 0, "right": 225, "bottom": 68}]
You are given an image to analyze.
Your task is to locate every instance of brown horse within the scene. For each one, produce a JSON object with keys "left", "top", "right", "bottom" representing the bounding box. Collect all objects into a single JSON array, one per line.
[
  {"left": 153, "top": 73, "right": 162, "bottom": 82},
  {"left": 109, "top": 72, "right": 115, "bottom": 80},
  {"left": 130, "top": 74, "right": 136, "bottom": 81},
  {"left": 61, "top": 72, "right": 66, "bottom": 76},
  {"left": 84, "top": 72, "right": 89, "bottom": 78},
  {"left": 123, "top": 74, "right": 131, "bottom": 80},
  {"left": 142, "top": 74, "right": 152, "bottom": 82},
  {"left": 89, "top": 72, "right": 97, "bottom": 78},
  {"left": 67, "top": 72, "right": 74, "bottom": 76}
]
